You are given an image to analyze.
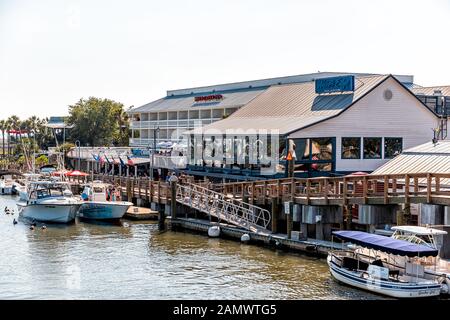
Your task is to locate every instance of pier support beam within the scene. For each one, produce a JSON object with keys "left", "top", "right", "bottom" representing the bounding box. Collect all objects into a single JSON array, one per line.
[
  {"left": 170, "top": 178, "right": 177, "bottom": 220},
  {"left": 271, "top": 198, "right": 278, "bottom": 233},
  {"left": 420, "top": 204, "right": 444, "bottom": 226},
  {"left": 302, "top": 205, "right": 343, "bottom": 240}
]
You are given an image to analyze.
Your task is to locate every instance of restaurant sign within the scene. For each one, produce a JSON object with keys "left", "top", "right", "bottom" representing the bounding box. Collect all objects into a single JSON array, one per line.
[
  {"left": 315, "top": 75, "right": 355, "bottom": 94},
  {"left": 194, "top": 94, "right": 224, "bottom": 102}
]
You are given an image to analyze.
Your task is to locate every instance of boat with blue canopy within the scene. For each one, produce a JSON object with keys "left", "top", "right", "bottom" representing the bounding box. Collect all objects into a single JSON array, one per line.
[{"left": 327, "top": 230, "right": 445, "bottom": 298}]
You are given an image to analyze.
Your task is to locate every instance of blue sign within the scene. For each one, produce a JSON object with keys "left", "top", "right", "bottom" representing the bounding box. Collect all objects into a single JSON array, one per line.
[{"left": 315, "top": 75, "right": 355, "bottom": 94}]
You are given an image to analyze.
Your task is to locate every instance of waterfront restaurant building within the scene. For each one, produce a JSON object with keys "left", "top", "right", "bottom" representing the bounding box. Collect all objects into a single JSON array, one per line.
[
  {"left": 127, "top": 72, "right": 386, "bottom": 149},
  {"left": 187, "top": 74, "right": 446, "bottom": 180}
]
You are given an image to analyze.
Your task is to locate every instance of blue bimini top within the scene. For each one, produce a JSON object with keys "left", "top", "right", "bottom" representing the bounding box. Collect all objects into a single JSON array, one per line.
[{"left": 333, "top": 230, "right": 439, "bottom": 257}]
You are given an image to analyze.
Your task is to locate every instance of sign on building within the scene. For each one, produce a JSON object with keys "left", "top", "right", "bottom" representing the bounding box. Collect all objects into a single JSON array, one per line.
[{"left": 315, "top": 75, "right": 355, "bottom": 94}]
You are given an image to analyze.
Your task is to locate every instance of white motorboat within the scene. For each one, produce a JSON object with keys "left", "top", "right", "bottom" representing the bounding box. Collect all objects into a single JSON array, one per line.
[
  {"left": 78, "top": 181, "right": 132, "bottom": 220},
  {"left": 17, "top": 181, "right": 82, "bottom": 223},
  {"left": 359, "top": 226, "right": 450, "bottom": 284},
  {"left": 12, "top": 173, "right": 42, "bottom": 201},
  {"left": 0, "top": 175, "right": 14, "bottom": 195},
  {"left": 328, "top": 230, "right": 444, "bottom": 298}
]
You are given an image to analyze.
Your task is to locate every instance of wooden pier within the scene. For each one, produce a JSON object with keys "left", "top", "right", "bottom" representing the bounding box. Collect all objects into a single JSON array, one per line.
[{"left": 91, "top": 172, "right": 450, "bottom": 207}]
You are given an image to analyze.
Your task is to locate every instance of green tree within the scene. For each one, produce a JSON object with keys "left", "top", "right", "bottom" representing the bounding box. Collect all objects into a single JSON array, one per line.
[
  {"left": 0, "top": 120, "right": 5, "bottom": 158},
  {"left": 7, "top": 115, "right": 20, "bottom": 156},
  {"left": 67, "top": 97, "right": 130, "bottom": 147},
  {"left": 35, "top": 154, "right": 49, "bottom": 167}
]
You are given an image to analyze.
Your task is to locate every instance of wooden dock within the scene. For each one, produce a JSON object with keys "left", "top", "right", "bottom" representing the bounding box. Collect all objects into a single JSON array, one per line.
[
  {"left": 124, "top": 206, "right": 159, "bottom": 220},
  {"left": 168, "top": 217, "right": 343, "bottom": 257}
]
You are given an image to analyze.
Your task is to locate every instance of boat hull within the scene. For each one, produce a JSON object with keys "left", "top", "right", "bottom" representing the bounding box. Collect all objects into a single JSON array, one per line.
[
  {"left": 18, "top": 203, "right": 80, "bottom": 223},
  {"left": 0, "top": 186, "right": 13, "bottom": 195},
  {"left": 328, "top": 255, "right": 441, "bottom": 298},
  {"left": 78, "top": 201, "right": 132, "bottom": 220}
]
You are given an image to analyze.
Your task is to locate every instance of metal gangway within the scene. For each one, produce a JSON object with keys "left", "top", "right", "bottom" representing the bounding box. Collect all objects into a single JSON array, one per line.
[{"left": 176, "top": 183, "right": 271, "bottom": 234}]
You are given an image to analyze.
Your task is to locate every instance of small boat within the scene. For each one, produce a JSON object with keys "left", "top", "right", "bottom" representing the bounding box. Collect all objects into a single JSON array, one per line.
[
  {"left": 12, "top": 173, "right": 42, "bottom": 201},
  {"left": 0, "top": 176, "right": 14, "bottom": 195},
  {"left": 328, "top": 230, "right": 443, "bottom": 298},
  {"left": 17, "top": 181, "right": 82, "bottom": 223},
  {"left": 78, "top": 181, "right": 132, "bottom": 220},
  {"left": 359, "top": 226, "right": 450, "bottom": 284}
]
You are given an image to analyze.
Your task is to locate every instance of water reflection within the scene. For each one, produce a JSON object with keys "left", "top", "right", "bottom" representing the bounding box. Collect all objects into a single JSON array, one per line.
[{"left": 0, "top": 195, "right": 381, "bottom": 300}]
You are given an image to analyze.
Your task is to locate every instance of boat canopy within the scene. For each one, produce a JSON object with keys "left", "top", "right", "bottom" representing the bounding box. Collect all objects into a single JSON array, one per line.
[
  {"left": 333, "top": 230, "right": 439, "bottom": 257},
  {"left": 391, "top": 225, "right": 447, "bottom": 236}
]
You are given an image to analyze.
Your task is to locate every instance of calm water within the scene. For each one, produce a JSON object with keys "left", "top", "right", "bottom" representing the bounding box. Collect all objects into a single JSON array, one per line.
[{"left": 0, "top": 195, "right": 381, "bottom": 300}]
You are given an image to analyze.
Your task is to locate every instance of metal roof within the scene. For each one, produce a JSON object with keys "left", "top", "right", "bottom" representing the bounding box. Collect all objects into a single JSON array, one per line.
[
  {"left": 192, "top": 75, "right": 389, "bottom": 135},
  {"left": 411, "top": 86, "right": 450, "bottom": 96},
  {"left": 128, "top": 87, "right": 267, "bottom": 113},
  {"left": 129, "top": 72, "right": 414, "bottom": 114},
  {"left": 372, "top": 141, "right": 450, "bottom": 186}
]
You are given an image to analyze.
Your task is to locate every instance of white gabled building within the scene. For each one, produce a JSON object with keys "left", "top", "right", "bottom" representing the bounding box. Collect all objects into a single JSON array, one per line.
[{"left": 189, "top": 74, "right": 444, "bottom": 179}]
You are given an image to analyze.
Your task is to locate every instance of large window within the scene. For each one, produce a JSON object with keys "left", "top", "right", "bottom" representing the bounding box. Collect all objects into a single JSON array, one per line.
[
  {"left": 363, "top": 137, "right": 382, "bottom": 159},
  {"left": 295, "top": 138, "right": 310, "bottom": 160},
  {"left": 311, "top": 138, "right": 332, "bottom": 160},
  {"left": 384, "top": 137, "right": 402, "bottom": 159},
  {"left": 341, "top": 137, "right": 361, "bottom": 159}
]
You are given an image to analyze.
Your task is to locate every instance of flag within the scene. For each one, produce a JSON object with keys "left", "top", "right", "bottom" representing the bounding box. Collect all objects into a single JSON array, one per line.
[
  {"left": 99, "top": 156, "right": 105, "bottom": 164},
  {"left": 127, "top": 155, "right": 134, "bottom": 166},
  {"left": 118, "top": 156, "right": 125, "bottom": 167},
  {"left": 92, "top": 154, "right": 100, "bottom": 162},
  {"left": 104, "top": 155, "right": 111, "bottom": 164}
]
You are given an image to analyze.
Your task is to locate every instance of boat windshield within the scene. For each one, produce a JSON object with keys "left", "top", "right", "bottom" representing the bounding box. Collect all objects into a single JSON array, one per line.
[
  {"left": 36, "top": 188, "right": 65, "bottom": 199},
  {"left": 392, "top": 230, "right": 436, "bottom": 248}
]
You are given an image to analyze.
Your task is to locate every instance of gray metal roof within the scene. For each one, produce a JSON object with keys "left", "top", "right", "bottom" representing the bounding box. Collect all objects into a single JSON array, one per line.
[
  {"left": 411, "top": 86, "right": 450, "bottom": 96},
  {"left": 129, "top": 72, "right": 414, "bottom": 114},
  {"left": 128, "top": 87, "right": 267, "bottom": 113},
  {"left": 373, "top": 141, "right": 450, "bottom": 186},
  {"left": 192, "top": 74, "right": 389, "bottom": 135}
]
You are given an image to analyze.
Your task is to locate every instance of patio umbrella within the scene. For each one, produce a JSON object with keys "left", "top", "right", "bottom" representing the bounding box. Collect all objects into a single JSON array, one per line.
[{"left": 66, "top": 170, "right": 89, "bottom": 177}]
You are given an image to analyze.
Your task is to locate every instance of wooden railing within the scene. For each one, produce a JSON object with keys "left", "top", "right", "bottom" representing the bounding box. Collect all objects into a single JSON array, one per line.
[
  {"left": 86, "top": 173, "right": 450, "bottom": 207},
  {"left": 211, "top": 173, "right": 450, "bottom": 206}
]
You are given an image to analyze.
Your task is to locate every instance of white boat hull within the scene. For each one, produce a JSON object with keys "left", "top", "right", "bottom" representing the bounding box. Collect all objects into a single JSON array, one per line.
[
  {"left": 328, "top": 255, "right": 441, "bottom": 298},
  {"left": 0, "top": 186, "right": 13, "bottom": 195},
  {"left": 78, "top": 201, "right": 133, "bottom": 220},
  {"left": 18, "top": 202, "right": 81, "bottom": 223}
]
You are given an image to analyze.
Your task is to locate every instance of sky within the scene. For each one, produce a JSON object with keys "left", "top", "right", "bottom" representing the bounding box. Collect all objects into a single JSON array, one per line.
[{"left": 0, "top": 0, "right": 449, "bottom": 119}]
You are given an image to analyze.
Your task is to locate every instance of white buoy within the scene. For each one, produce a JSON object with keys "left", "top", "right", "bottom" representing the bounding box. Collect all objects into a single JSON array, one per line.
[
  {"left": 208, "top": 225, "right": 221, "bottom": 238},
  {"left": 241, "top": 233, "right": 250, "bottom": 243}
]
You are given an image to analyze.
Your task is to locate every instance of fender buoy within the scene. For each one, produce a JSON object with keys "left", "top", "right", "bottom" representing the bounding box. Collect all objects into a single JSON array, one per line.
[{"left": 208, "top": 226, "right": 221, "bottom": 238}]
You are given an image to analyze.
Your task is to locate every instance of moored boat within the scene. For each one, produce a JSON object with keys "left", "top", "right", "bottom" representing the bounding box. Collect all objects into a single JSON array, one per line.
[
  {"left": 17, "top": 181, "right": 82, "bottom": 223},
  {"left": 328, "top": 230, "right": 444, "bottom": 298},
  {"left": 78, "top": 181, "right": 132, "bottom": 220}
]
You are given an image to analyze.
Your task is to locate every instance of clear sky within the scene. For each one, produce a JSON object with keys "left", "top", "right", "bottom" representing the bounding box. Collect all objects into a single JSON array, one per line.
[{"left": 1, "top": 0, "right": 449, "bottom": 119}]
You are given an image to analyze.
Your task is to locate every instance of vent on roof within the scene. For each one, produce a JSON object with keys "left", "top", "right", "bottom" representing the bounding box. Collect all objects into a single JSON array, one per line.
[{"left": 434, "top": 90, "right": 443, "bottom": 96}]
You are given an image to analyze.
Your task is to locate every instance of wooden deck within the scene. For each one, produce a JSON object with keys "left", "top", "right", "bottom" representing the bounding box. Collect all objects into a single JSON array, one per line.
[{"left": 90, "top": 172, "right": 450, "bottom": 207}]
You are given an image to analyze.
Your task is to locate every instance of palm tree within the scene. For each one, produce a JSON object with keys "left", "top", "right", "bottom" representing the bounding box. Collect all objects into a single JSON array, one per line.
[
  {"left": 5, "top": 118, "right": 12, "bottom": 157},
  {"left": 0, "top": 120, "right": 5, "bottom": 158},
  {"left": 7, "top": 115, "right": 20, "bottom": 156}
]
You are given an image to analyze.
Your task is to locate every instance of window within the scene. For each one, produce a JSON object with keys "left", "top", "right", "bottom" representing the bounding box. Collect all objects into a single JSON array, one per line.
[
  {"left": 311, "top": 138, "right": 332, "bottom": 160},
  {"left": 294, "top": 138, "right": 310, "bottom": 160},
  {"left": 384, "top": 137, "right": 402, "bottom": 159},
  {"left": 363, "top": 137, "right": 382, "bottom": 159},
  {"left": 341, "top": 137, "right": 361, "bottom": 159}
]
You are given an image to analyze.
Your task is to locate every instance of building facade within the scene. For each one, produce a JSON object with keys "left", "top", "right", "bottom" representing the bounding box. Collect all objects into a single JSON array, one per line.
[
  {"left": 127, "top": 72, "right": 390, "bottom": 149},
  {"left": 186, "top": 74, "right": 445, "bottom": 180}
]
